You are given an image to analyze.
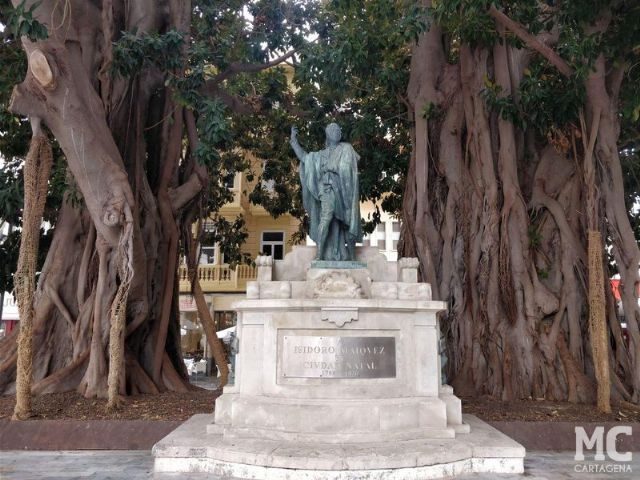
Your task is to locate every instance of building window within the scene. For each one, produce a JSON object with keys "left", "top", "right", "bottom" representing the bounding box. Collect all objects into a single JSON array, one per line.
[
  {"left": 204, "top": 220, "right": 216, "bottom": 233},
  {"left": 261, "top": 231, "right": 285, "bottom": 260},
  {"left": 223, "top": 172, "right": 236, "bottom": 189},
  {"left": 376, "top": 222, "right": 386, "bottom": 251},
  {"left": 391, "top": 221, "right": 401, "bottom": 251},
  {"left": 200, "top": 246, "right": 216, "bottom": 264}
]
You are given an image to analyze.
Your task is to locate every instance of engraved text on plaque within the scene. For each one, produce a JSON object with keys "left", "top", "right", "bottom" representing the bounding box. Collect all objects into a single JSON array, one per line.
[{"left": 282, "top": 336, "right": 396, "bottom": 378}]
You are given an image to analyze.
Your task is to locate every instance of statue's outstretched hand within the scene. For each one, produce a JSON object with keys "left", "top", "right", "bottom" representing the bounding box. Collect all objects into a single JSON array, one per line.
[{"left": 290, "top": 126, "right": 306, "bottom": 162}]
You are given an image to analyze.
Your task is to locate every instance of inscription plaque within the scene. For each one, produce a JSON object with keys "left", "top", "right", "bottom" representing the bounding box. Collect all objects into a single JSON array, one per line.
[{"left": 282, "top": 336, "right": 396, "bottom": 378}]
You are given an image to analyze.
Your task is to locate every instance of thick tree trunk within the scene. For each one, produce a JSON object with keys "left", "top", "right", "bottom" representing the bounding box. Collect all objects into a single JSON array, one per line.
[
  {"left": 586, "top": 55, "right": 640, "bottom": 402},
  {"left": 0, "top": 0, "right": 195, "bottom": 398},
  {"left": 400, "top": 5, "right": 637, "bottom": 402}
]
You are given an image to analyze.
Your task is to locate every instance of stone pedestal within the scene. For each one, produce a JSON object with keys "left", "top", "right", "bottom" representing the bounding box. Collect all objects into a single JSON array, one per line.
[{"left": 154, "top": 247, "right": 525, "bottom": 478}]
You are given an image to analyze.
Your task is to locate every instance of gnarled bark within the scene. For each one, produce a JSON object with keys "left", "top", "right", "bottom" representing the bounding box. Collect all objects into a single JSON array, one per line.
[
  {"left": 400, "top": 3, "right": 636, "bottom": 403},
  {"left": 0, "top": 0, "right": 193, "bottom": 399}
]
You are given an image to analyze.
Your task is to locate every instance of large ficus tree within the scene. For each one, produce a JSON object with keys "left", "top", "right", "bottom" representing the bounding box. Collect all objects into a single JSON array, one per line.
[
  {"left": 400, "top": 0, "right": 640, "bottom": 403},
  {"left": 301, "top": 0, "right": 640, "bottom": 404},
  {"left": 0, "top": 0, "right": 316, "bottom": 401}
]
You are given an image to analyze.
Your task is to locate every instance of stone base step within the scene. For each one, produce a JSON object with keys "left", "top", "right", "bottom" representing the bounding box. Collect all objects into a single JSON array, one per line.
[{"left": 153, "top": 414, "right": 525, "bottom": 479}]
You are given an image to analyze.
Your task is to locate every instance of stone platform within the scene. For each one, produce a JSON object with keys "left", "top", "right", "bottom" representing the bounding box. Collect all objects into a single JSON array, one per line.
[
  {"left": 154, "top": 246, "right": 525, "bottom": 478},
  {"left": 7, "top": 450, "right": 635, "bottom": 480},
  {"left": 153, "top": 414, "right": 524, "bottom": 479}
]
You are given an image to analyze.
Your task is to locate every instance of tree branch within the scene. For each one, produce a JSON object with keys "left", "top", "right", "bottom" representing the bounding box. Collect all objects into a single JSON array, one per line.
[
  {"left": 44, "top": 284, "right": 75, "bottom": 329},
  {"left": 207, "top": 49, "right": 297, "bottom": 87},
  {"left": 200, "top": 84, "right": 260, "bottom": 115},
  {"left": 217, "top": 88, "right": 259, "bottom": 114},
  {"left": 184, "top": 109, "right": 209, "bottom": 186},
  {"left": 169, "top": 172, "right": 204, "bottom": 212},
  {"left": 488, "top": 5, "right": 573, "bottom": 77},
  {"left": 184, "top": 109, "right": 200, "bottom": 152},
  {"left": 200, "top": 48, "right": 304, "bottom": 117},
  {"left": 607, "top": 63, "right": 626, "bottom": 103}
]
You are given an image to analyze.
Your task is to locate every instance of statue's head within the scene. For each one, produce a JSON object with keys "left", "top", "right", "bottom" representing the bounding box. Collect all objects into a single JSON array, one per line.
[{"left": 325, "top": 122, "right": 342, "bottom": 146}]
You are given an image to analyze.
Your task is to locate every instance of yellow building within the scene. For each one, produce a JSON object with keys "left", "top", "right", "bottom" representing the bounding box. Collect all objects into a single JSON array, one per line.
[{"left": 178, "top": 154, "right": 301, "bottom": 359}]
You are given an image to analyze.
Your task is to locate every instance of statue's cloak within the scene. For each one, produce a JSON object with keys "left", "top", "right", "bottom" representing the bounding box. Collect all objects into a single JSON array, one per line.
[{"left": 300, "top": 142, "right": 363, "bottom": 255}]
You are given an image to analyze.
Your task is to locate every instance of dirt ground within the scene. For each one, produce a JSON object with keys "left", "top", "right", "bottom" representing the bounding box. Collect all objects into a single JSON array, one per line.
[
  {"left": 2, "top": 390, "right": 640, "bottom": 422},
  {"left": 462, "top": 396, "right": 640, "bottom": 422},
  {"left": 0, "top": 388, "right": 219, "bottom": 421}
]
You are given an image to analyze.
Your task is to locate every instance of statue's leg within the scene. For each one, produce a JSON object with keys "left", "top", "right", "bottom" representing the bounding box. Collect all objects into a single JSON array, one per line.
[
  {"left": 330, "top": 220, "right": 345, "bottom": 261},
  {"left": 316, "top": 186, "right": 334, "bottom": 260},
  {"left": 316, "top": 227, "right": 326, "bottom": 260},
  {"left": 316, "top": 224, "right": 326, "bottom": 260},
  {"left": 346, "top": 236, "right": 356, "bottom": 261},
  {"left": 336, "top": 225, "right": 348, "bottom": 260}
]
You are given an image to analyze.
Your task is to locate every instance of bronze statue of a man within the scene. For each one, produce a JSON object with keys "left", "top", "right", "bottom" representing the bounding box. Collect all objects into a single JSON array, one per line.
[{"left": 290, "top": 123, "right": 362, "bottom": 261}]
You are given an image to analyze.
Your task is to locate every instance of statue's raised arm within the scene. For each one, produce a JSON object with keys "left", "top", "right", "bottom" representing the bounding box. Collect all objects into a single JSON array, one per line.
[{"left": 289, "top": 126, "right": 307, "bottom": 163}]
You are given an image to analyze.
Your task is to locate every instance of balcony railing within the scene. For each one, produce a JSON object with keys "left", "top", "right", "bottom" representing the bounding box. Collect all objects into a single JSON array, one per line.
[{"left": 178, "top": 264, "right": 257, "bottom": 293}]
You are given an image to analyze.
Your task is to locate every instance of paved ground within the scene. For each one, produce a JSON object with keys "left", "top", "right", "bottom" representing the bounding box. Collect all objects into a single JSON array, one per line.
[{"left": 0, "top": 450, "right": 637, "bottom": 479}]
